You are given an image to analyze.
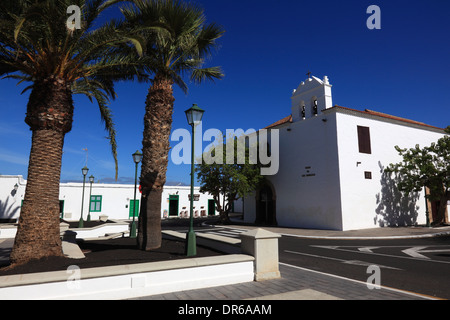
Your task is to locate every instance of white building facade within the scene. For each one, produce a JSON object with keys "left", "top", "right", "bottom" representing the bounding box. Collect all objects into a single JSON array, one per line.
[
  {"left": 0, "top": 175, "right": 217, "bottom": 222},
  {"left": 244, "top": 75, "right": 449, "bottom": 231}
]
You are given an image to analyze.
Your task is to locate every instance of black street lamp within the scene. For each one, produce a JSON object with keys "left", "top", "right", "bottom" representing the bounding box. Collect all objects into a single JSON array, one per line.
[
  {"left": 79, "top": 166, "right": 89, "bottom": 228},
  {"left": 130, "top": 150, "right": 143, "bottom": 238},
  {"left": 424, "top": 186, "right": 431, "bottom": 228},
  {"left": 87, "top": 175, "right": 94, "bottom": 222},
  {"left": 184, "top": 104, "right": 205, "bottom": 257}
]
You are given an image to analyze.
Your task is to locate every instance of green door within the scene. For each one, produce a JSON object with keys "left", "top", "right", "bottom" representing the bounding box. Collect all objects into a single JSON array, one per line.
[
  {"left": 168, "top": 195, "right": 179, "bottom": 217},
  {"left": 129, "top": 199, "right": 140, "bottom": 218},
  {"left": 90, "top": 195, "right": 102, "bottom": 212}
]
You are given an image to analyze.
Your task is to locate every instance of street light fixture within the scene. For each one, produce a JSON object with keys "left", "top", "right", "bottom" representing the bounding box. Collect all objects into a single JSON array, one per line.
[
  {"left": 87, "top": 175, "right": 94, "bottom": 222},
  {"left": 184, "top": 104, "right": 205, "bottom": 257},
  {"left": 79, "top": 166, "right": 89, "bottom": 228},
  {"left": 130, "top": 150, "right": 143, "bottom": 238},
  {"left": 11, "top": 183, "right": 19, "bottom": 197},
  {"left": 185, "top": 103, "right": 205, "bottom": 126}
]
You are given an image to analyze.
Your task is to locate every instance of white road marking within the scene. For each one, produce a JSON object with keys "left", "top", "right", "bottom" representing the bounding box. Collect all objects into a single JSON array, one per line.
[
  {"left": 358, "top": 247, "right": 380, "bottom": 253},
  {"left": 279, "top": 262, "right": 438, "bottom": 300},
  {"left": 402, "top": 246, "right": 429, "bottom": 259},
  {"left": 402, "top": 247, "right": 450, "bottom": 259},
  {"left": 284, "top": 250, "right": 402, "bottom": 270},
  {"left": 311, "top": 245, "right": 450, "bottom": 265}
]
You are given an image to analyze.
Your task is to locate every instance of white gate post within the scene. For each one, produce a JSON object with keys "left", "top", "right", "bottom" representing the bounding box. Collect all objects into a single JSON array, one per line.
[{"left": 240, "top": 228, "right": 281, "bottom": 281}]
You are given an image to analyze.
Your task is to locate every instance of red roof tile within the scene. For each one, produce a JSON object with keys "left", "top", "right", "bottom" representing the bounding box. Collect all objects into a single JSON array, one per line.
[
  {"left": 329, "top": 106, "right": 444, "bottom": 131},
  {"left": 264, "top": 105, "right": 444, "bottom": 132},
  {"left": 265, "top": 115, "right": 292, "bottom": 129}
]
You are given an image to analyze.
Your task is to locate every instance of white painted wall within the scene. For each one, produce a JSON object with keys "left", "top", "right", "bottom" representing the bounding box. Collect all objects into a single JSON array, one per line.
[
  {"left": 0, "top": 176, "right": 217, "bottom": 222},
  {"left": 244, "top": 75, "right": 448, "bottom": 231},
  {"left": 161, "top": 186, "right": 216, "bottom": 218},
  {"left": 244, "top": 111, "right": 343, "bottom": 230},
  {"left": 332, "top": 109, "right": 447, "bottom": 230},
  {"left": 0, "top": 175, "right": 25, "bottom": 221},
  {"left": 0, "top": 255, "right": 254, "bottom": 300}
]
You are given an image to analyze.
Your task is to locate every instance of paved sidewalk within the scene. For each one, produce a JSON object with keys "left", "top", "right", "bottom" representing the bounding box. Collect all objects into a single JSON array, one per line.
[
  {"left": 133, "top": 222, "right": 450, "bottom": 301},
  {"left": 132, "top": 262, "right": 431, "bottom": 300},
  {"left": 215, "top": 221, "right": 450, "bottom": 240}
]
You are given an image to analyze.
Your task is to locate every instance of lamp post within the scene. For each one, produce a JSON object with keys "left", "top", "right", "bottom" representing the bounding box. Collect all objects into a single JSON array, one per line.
[
  {"left": 424, "top": 186, "right": 431, "bottom": 228},
  {"left": 79, "top": 166, "right": 89, "bottom": 228},
  {"left": 87, "top": 175, "right": 94, "bottom": 222},
  {"left": 185, "top": 104, "right": 205, "bottom": 257},
  {"left": 130, "top": 150, "right": 143, "bottom": 238}
]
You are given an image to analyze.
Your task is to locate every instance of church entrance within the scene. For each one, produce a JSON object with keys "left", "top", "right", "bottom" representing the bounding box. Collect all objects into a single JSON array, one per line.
[{"left": 256, "top": 182, "right": 277, "bottom": 225}]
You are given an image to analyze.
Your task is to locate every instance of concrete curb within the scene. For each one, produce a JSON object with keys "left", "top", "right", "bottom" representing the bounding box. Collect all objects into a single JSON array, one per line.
[
  {"left": 214, "top": 223, "right": 450, "bottom": 240},
  {"left": 162, "top": 230, "right": 241, "bottom": 254},
  {"left": 274, "top": 230, "right": 450, "bottom": 240}
]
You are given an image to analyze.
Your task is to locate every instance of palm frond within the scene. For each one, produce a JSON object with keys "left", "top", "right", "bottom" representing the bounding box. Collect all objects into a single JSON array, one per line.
[
  {"left": 123, "top": 0, "right": 225, "bottom": 91},
  {"left": 0, "top": 0, "right": 150, "bottom": 181},
  {"left": 72, "top": 78, "right": 119, "bottom": 180},
  {"left": 190, "top": 66, "right": 224, "bottom": 84}
]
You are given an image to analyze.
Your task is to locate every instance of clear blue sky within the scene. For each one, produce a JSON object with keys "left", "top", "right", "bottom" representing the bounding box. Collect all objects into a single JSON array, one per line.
[{"left": 1, "top": 0, "right": 449, "bottom": 185}]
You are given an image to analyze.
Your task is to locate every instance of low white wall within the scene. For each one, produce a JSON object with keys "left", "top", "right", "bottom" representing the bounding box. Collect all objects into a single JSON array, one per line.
[
  {"left": 0, "top": 222, "right": 130, "bottom": 240},
  {"left": 0, "top": 255, "right": 254, "bottom": 300},
  {"left": 0, "top": 176, "right": 218, "bottom": 222},
  {"left": 0, "top": 225, "right": 17, "bottom": 239},
  {"left": 68, "top": 222, "right": 130, "bottom": 240}
]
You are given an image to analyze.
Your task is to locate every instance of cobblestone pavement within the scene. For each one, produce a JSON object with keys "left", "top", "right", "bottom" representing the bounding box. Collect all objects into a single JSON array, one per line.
[{"left": 132, "top": 262, "right": 432, "bottom": 300}]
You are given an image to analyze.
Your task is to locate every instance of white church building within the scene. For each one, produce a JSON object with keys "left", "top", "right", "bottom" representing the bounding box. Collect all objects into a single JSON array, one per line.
[{"left": 243, "top": 75, "right": 448, "bottom": 231}]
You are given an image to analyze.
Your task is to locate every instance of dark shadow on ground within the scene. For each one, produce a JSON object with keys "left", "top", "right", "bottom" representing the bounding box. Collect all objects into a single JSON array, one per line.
[{"left": 0, "top": 237, "right": 223, "bottom": 276}]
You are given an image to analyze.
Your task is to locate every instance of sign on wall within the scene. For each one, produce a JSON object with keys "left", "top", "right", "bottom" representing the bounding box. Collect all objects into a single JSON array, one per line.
[{"left": 188, "top": 194, "right": 200, "bottom": 201}]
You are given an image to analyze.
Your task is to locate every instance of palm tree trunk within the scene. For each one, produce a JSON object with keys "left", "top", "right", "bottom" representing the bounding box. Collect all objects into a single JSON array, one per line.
[
  {"left": 138, "top": 73, "right": 175, "bottom": 251},
  {"left": 10, "top": 129, "right": 66, "bottom": 264},
  {"left": 10, "top": 76, "right": 73, "bottom": 265}
]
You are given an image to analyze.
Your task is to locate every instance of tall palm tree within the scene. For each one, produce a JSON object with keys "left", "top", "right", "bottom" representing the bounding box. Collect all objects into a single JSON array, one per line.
[
  {"left": 0, "top": 0, "right": 145, "bottom": 265},
  {"left": 121, "top": 0, "right": 224, "bottom": 251}
]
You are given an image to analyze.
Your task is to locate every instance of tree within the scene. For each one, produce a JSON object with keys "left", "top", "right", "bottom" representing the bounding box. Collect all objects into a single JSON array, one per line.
[
  {"left": 386, "top": 131, "right": 450, "bottom": 226},
  {"left": 0, "top": 0, "right": 144, "bottom": 265},
  {"left": 121, "top": 0, "right": 224, "bottom": 250},
  {"left": 196, "top": 137, "right": 264, "bottom": 224}
]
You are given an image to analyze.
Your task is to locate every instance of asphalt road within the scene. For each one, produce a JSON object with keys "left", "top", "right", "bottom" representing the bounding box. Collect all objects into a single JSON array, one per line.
[
  {"left": 278, "top": 235, "right": 450, "bottom": 299},
  {"left": 191, "top": 225, "right": 450, "bottom": 299}
]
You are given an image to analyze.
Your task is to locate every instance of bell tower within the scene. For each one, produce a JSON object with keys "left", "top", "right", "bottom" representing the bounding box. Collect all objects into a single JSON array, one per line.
[{"left": 291, "top": 74, "right": 333, "bottom": 122}]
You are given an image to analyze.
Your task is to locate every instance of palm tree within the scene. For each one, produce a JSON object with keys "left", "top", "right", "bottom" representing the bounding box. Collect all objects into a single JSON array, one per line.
[
  {"left": 0, "top": 0, "right": 145, "bottom": 265},
  {"left": 121, "top": 0, "right": 224, "bottom": 250}
]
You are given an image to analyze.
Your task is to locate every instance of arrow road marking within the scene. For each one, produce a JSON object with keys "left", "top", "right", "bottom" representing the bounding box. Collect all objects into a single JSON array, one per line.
[
  {"left": 402, "top": 247, "right": 429, "bottom": 259},
  {"left": 402, "top": 247, "right": 450, "bottom": 259},
  {"left": 311, "top": 245, "right": 450, "bottom": 264}
]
